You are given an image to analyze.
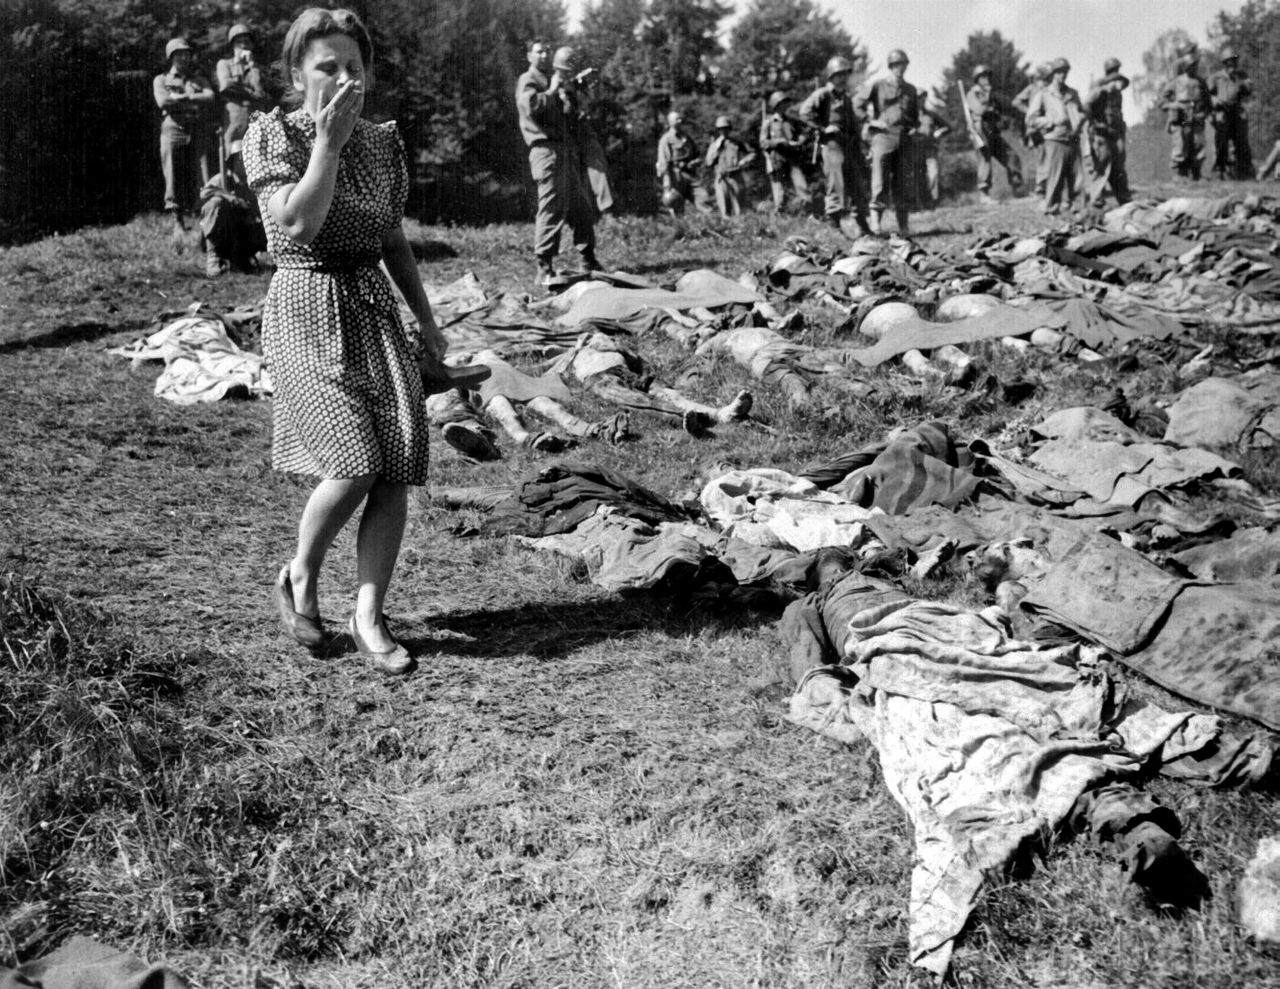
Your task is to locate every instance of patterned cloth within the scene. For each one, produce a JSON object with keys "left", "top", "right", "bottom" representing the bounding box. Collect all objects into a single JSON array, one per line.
[{"left": 243, "top": 106, "right": 429, "bottom": 483}]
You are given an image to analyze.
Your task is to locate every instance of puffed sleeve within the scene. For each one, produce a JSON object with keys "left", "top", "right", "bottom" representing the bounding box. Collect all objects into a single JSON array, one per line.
[
  {"left": 378, "top": 120, "right": 409, "bottom": 223},
  {"left": 242, "top": 107, "right": 306, "bottom": 206}
]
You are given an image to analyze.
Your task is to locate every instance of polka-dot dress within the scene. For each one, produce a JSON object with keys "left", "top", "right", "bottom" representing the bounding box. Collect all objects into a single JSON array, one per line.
[{"left": 242, "top": 106, "right": 429, "bottom": 484}]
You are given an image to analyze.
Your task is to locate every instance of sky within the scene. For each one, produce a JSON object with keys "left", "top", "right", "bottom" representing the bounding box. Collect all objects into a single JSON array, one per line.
[{"left": 565, "top": 0, "right": 1252, "bottom": 123}]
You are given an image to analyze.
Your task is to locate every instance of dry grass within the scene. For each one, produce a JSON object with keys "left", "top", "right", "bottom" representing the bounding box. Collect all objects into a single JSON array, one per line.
[{"left": 1, "top": 193, "right": 1278, "bottom": 988}]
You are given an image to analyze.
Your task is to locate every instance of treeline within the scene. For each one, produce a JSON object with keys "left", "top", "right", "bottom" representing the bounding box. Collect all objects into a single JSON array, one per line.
[{"left": 1, "top": 0, "right": 860, "bottom": 241}]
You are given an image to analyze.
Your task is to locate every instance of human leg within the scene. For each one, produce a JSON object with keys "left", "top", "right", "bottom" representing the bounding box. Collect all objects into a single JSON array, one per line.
[
  {"left": 714, "top": 176, "right": 731, "bottom": 217},
  {"left": 159, "top": 130, "right": 180, "bottom": 212},
  {"left": 770, "top": 177, "right": 786, "bottom": 212},
  {"left": 353, "top": 478, "right": 410, "bottom": 653},
  {"left": 529, "top": 145, "right": 564, "bottom": 273},
  {"left": 1112, "top": 133, "right": 1131, "bottom": 202},
  {"left": 975, "top": 147, "right": 994, "bottom": 196},
  {"left": 1089, "top": 133, "right": 1113, "bottom": 206},
  {"left": 1042, "top": 140, "right": 1068, "bottom": 213},
  {"left": 289, "top": 474, "right": 379, "bottom": 620},
  {"left": 1213, "top": 118, "right": 1230, "bottom": 178},
  {"left": 821, "top": 140, "right": 846, "bottom": 219}
]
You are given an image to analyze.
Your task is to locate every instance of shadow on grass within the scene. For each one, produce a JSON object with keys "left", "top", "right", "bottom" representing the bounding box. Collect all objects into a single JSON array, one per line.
[
  {"left": 378, "top": 592, "right": 783, "bottom": 662},
  {"left": 0, "top": 320, "right": 130, "bottom": 354}
]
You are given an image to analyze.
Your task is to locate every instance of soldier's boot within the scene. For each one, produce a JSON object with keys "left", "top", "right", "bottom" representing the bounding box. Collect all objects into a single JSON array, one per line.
[
  {"left": 579, "top": 250, "right": 602, "bottom": 274},
  {"left": 867, "top": 210, "right": 883, "bottom": 236},
  {"left": 825, "top": 213, "right": 843, "bottom": 230},
  {"left": 853, "top": 213, "right": 873, "bottom": 237},
  {"left": 895, "top": 209, "right": 910, "bottom": 236},
  {"left": 536, "top": 255, "right": 558, "bottom": 287},
  {"left": 204, "top": 248, "right": 227, "bottom": 279}
]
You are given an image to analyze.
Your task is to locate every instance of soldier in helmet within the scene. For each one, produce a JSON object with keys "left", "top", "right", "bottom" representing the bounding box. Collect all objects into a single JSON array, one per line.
[
  {"left": 914, "top": 92, "right": 950, "bottom": 208},
  {"left": 553, "top": 46, "right": 616, "bottom": 220},
  {"left": 1026, "top": 58, "right": 1085, "bottom": 216},
  {"left": 1013, "top": 63, "right": 1050, "bottom": 197},
  {"left": 1085, "top": 57, "right": 1131, "bottom": 207},
  {"left": 1160, "top": 51, "right": 1210, "bottom": 180},
  {"left": 1208, "top": 48, "right": 1253, "bottom": 179},
  {"left": 858, "top": 48, "right": 919, "bottom": 235},
  {"left": 516, "top": 39, "right": 600, "bottom": 285},
  {"left": 216, "top": 23, "right": 272, "bottom": 176},
  {"left": 153, "top": 37, "right": 216, "bottom": 236},
  {"left": 760, "top": 91, "right": 810, "bottom": 213},
  {"left": 966, "top": 64, "right": 1024, "bottom": 203},
  {"left": 705, "top": 115, "right": 756, "bottom": 217},
  {"left": 798, "top": 54, "right": 871, "bottom": 235},
  {"left": 656, "top": 110, "right": 701, "bottom": 215}
]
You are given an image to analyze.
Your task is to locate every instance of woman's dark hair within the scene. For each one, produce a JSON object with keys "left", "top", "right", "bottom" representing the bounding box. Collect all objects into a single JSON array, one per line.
[{"left": 279, "top": 7, "right": 373, "bottom": 104}]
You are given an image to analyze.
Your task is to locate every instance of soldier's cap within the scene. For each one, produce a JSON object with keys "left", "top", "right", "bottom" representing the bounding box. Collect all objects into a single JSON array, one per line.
[
  {"left": 825, "top": 55, "right": 854, "bottom": 79},
  {"left": 1221, "top": 48, "right": 1239, "bottom": 62},
  {"left": 1050, "top": 57, "right": 1070, "bottom": 74},
  {"left": 165, "top": 37, "right": 192, "bottom": 60},
  {"left": 972, "top": 64, "right": 991, "bottom": 81},
  {"left": 1176, "top": 40, "right": 1199, "bottom": 57},
  {"left": 768, "top": 91, "right": 792, "bottom": 111},
  {"left": 1103, "top": 57, "right": 1121, "bottom": 74},
  {"left": 1032, "top": 63, "right": 1050, "bottom": 80},
  {"left": 667, "top": 110, "right": 682, "bottom": 124},
  {"left": 553, "top": 46, "right": 576, "bottom": 72},
  {"left": 887, "top": 49, "right": 908, "bottom": 67},
  {"left": 227, "top": 23, "right": 253, "bottom": 46},
  {"left": 714, "top": 115, "right": 731, "bottom": 129}
]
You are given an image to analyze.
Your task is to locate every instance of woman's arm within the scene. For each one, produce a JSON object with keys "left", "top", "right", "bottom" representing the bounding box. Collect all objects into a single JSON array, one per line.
[
  {"left": 267, "top": 80, "right": 362, "bottom": 245},
  {"left": 382, "top": 225, "right": 447, "bottom": 360}
]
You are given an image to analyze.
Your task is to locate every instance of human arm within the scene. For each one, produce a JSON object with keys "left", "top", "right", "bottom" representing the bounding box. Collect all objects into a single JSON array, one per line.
[
  {"left": 153, "top": 74, "right": 180, "bottom": 110},
  {"left": 186, "top": 74, "right": 216, "bottom": 105},
  {"left": 382, "top": 225, "right": 446, "bottom": 360},
  {"left": 516, "top": 71, "right": 560, "bottom": 127},
  {"left": 265, "top": 79, "right": 362, "bottom": 245},
  {"left": 1012, "top": 84, "right": 1032, "bottom": 116}
]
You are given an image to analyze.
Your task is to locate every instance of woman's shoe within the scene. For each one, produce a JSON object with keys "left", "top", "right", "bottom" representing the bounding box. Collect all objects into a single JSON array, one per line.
[
  {"left": 348, "top": 617, "right": 414, "bottom": 675},
  {"left": 274, "top": 566, "right": 326, "bottom": 649}
]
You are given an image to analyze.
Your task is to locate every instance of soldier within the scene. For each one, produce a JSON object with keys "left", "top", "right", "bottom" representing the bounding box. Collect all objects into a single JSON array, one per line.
[
  {"left": 859, "top": 48, "right": 919, "bottom": 235},
  {"left": 705, "top": 116, "right": 756, "bottom": 217},
  {"left": 1208, "top": 48, "right": 1253, "bottom": 179},
  {"left": 1013, "top": 63, "right": 1049, "bottom": 197},
  {"left": 656, "top": 110, "right": 700, "bottom": 215},
  {"left": 798, "top": 55, "right": 871, "bottom": 235},
  {"left": 966, "top": 64, "right": 1024, "bottom": 203},
  {"left": 153, "top": 37, "right": 215, "bottom": 234},
  {"left": 516, "top": 39, "right": 600, "bottom": 285},
  {"left": 215, "top": 23, "right": 271, "bottom": 178},
  {"left": 1027, "top": 57, "right": 1085, "bottom": 216},
  {"left": 1086, "top": 57, "right": 1131, "bottom": 208},
  {"left": 1161, "top": 52, "right": 1210, "bottom": 180},
  {"left": 760, "top": 91, "right": 810, "bottom": 213},
  {"left": 915, "top": 93, "right": 950, "bottom": 208},
  {"left": 553, "top": 46, "right": 616, "bottom": 220}
]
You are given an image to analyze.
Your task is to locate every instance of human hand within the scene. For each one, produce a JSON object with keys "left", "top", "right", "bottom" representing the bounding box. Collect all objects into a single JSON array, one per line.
[
  {"left": 315, "top": 78, "right": 363, "bottom": 151},
  {"left": 419, "top": 319, "right": 448, "bottom": 361}
]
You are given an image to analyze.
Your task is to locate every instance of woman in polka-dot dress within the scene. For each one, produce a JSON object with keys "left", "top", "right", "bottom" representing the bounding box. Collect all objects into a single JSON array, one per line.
[{"left": 243, "top": 7, "right": 445, "bottom": 674}]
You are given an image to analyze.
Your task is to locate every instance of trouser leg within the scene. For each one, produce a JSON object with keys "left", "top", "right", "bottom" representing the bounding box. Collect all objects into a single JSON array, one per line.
[
  {"left": 1213, "top": 119, "right": 1230, "bottom": 177},
  {"left": 976, "top": 148, "right": 994, "bottom": 193},
  {"left": 822, "top": 141, "right": 846, "bottom": 217},
  {"left": 1112, "top": 133, "right": 1131, "bottom": 202},
  {"left": 790, "top": 164, "right": 809, "bottom": 204},
  {"left": 1043, "top": 140, "right": 1069, "bottom": 212},
  {"left": 160, "top": 132, "right": 179, "bottom": 211},
  {"left": 1089, "top": 134, "right": 1113, "bottom": 205},
  {"left": 530, "top": 145, "right": 564, "bottom": 264},
  {"left": 869, "top": 136, "right": 892, "bottom": 213},
  {"left": 770, "top": 177, "right": 785, "bottom": 211},
  {"left": 995, "top": 134, "right": 1024, "bottom": 191},
  {"left": 583, "top": 134, "right": 614, "bottom": 214},
  {"left": 925, "top": 154, "right": 939, "bottom": 205}
]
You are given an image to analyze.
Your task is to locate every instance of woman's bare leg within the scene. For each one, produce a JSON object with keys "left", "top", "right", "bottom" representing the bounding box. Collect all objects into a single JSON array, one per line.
[
  {"left": 354, "top": 479, "right": 410, "bottom": 651},
  {"left": 289, "top": 474, "right": 377, "bottom": 619}
]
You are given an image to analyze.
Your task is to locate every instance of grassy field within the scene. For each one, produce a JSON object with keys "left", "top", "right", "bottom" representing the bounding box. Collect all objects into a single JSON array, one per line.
[{"left": 1, "top": 192, "right": 1278, "bottom": 989}]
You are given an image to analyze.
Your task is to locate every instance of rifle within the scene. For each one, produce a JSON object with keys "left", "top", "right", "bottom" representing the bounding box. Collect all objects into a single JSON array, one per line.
[
  {"left": 760, "top": 98, "right": 772, "bottom": 177},
  {"left": 958, "top": 80, "right": 986, "bottom": 151}
]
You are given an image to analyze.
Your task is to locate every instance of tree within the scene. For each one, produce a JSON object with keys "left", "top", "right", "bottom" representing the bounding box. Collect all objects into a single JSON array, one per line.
[
  {"left": 1133, "top": 27, "right": 1197, "bottom": 128},
  {"left": 722, "top": 0, "right": 861, "bottom": 102}
]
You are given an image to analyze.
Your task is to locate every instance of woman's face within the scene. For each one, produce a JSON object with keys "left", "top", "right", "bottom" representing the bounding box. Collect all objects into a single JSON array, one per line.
[{"left": 292, "top": 32, "right": 367, "bottom": 115}]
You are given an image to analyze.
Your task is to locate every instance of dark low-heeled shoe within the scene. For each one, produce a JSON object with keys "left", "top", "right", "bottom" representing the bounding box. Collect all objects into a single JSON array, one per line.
[
  {"left": 274, "top": 565, "right": 326, "bottom": 649},
  {"left": 348, "top": 617, "right": 414, "bottom": 675}
]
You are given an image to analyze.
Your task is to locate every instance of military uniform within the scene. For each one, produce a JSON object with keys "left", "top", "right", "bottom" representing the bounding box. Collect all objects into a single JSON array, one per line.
[
  {"left": 516, "top": 52, "right": 598, "bottom": 279},
  {"left": 1013, "top": 68, "right": 1048, "bottom": 195},
  {"left": 914, "top": 102, "right": 949, "bottom": 207},
  {"left": 1208, "top": 55, "right": 1253, "bottom": 179},
  {"left": 1086, "top": 60, "right": 1131, "bottom": 207},
  {"left": 153, "top": 40, "right": 216, "bottom": 217},
  {"left": 1161, "top": 58, "right": 1211, "bottom": 180},
  {"left": 705, "top": 120, "right": 756, "bottom": 217},
  {"left": 656, "top": 120, "right": 700, "bottom": 214},
  {"left": 859, "top": 51, "right": 919, "bottom": 233},
  {"left": 215, "top": 25, "right": 271, "bottom": 159},
  {"left": 760, "top": 93, "right": 810, "bottom": 212},
  {"left": 966, "top": 69, "right": 1024, "bottom": 197},
  {"left": 1027, "top": 61, "right": 1084, "bottom": 216},
  {"left": 798, "top": 58, "right": 869, "bottom": 231}
]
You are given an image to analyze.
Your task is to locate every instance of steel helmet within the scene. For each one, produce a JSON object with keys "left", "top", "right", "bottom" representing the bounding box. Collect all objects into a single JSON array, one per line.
[
  {"left": 1221, "top": 47, "right": 1239, "bottom": 62},
  {"left": 227, "top": 23, "right": 253, "bottom": 46},
  {"left": 662, "top": 187, "right": 684, "bottom": 208},
  {"left": 666, "top": 109, "right": 682, "bottom": 126},
  {"left": 768, "top": 90, "right": 792, "bottom": 111},
  {"left": 1032, "top": 63, "right": 1050, "bottom": 80},
  {"left": 972, "top": 64, "right": 991, "bottom": 82},
  {"left": 1178, "top": 53, "right": 1198, "bottom": 73},
  {"left": 1103, "top": 57, "right": 1121, "bottom": 74},
  {"left": 825, "top": 55, "right": 854, "bottom": 79},
  {"left": 714, "top": 115, "right": 731, "bottom": 129},
  {"left": 887, "top": 49, "right": 908, "bottom": 67},
  {"left": 165, "top": 37, "right": 192, "bottom": 60},
  {"left": 553, "top": 46, "right": 577, "bottom": 72},
  {"left": 1050, "top": 57, "right": 1070, "bottom": 74},
  {"left": 1176, "top": 40, "right": 1198, "bottom": 58}
]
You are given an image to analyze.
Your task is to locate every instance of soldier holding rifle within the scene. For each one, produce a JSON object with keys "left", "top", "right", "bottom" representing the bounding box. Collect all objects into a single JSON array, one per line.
[
  {"left": 964, "top": 64, "right": 1024, "bottom": 203},
  {"left": 760, "top": 91, "right": 811, "bottom": 214},
  {"left": 1161, "top": 52, "right": 1211, "bottom": 180},
  {"left": 799, "top": 55, "right": 871, "bottom": 236}
]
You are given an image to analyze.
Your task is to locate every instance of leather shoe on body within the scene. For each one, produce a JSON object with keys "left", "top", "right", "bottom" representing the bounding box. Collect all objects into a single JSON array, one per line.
[
  {"left": 274, "top": 565, "right": 326, "bottom": 649},
  {"left": 349, "top": 617, "right": 414, "bottom": 675}
]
